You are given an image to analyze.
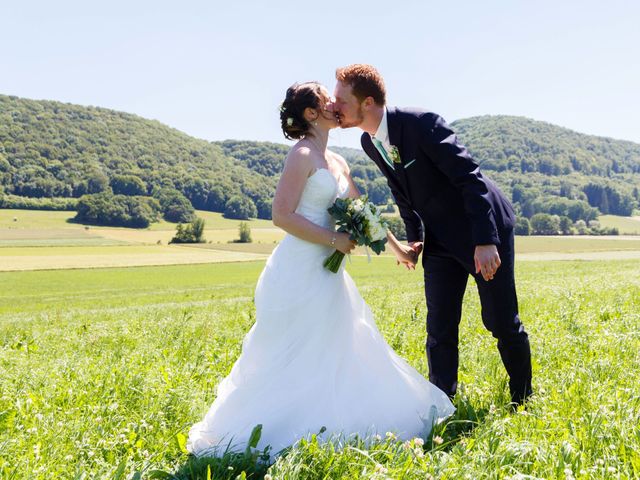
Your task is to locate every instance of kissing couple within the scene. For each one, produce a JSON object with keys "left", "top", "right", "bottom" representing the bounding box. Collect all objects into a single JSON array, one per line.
[{"left": 187, "top": 64, "right": 533, "bottom": 458}]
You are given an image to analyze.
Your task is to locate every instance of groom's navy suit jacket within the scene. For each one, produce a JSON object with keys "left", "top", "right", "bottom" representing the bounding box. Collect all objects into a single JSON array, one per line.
[{"left": 361, "top": 107, "right": 515, "bottom": 272}]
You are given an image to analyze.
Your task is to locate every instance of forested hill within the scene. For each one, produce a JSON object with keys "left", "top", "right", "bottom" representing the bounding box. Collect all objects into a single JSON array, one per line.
[
  {"left": 449, "top": 115, "right": 640, "bottom": 217},
  {"left": 0, "top": 94, "right": 276, "bottom": 219},
  {"left": 452, "top": 115, "right": 640, "bottom": 176},
  {"left": 1, "top": 94, "right": 639, "bottom": 224},
  {"left": 219, "top": 116, "right": 640, "bottom": 219}
]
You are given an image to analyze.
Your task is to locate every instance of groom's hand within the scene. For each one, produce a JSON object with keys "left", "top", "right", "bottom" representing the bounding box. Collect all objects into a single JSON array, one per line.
[
  {"left": 474, "top": 244, "right": 501, "bottom": 281},
  {"left": 409, "top": 241, "right": 423, "bottom": 257},
  {"left": 395, "top": 243, "right": 418, "bottom": 270}
]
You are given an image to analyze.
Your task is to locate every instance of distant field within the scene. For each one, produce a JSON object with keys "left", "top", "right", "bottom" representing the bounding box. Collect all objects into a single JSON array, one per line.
[
  {"left": 0, "top": 208, "right": 78, "bottom": 229},
  {"left": 598, "top": 214, "right": 640, "bottom": 234},
  {"left": 2, "top": 209, "right": 640, "bottom": 270},
  {"left": 1, "top": 208, "right": 274, "bottom": 231},
  {"left": 0, "top": 209, "right": 281, "bottom": 248},
  {"left": 91, "top": 226, "right": 284, "bottom": 245},
  {"left": 148, "top": 210, "right": 275, "bottom": 231},
  {"left": 515, "top": 235, "right": 640, "bottom": 253},
  {"left": 0, "top": 244, "right": 266, "bottom": 271}
]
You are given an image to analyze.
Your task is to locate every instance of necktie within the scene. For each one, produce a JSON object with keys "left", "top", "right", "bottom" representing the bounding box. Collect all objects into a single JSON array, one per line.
[{"left": 372, "top": 137, "right": 394, "bottom": 170}]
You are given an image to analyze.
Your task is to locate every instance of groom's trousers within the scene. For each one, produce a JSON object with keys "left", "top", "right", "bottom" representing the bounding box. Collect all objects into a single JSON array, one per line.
[{"left": 422, "top": 229, "right": 532, "bottom": 404}]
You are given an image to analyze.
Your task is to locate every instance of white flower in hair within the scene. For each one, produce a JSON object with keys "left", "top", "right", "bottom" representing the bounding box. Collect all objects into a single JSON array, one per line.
[{"left": 287, "top": 117, "right": 294, "bottom": 126}]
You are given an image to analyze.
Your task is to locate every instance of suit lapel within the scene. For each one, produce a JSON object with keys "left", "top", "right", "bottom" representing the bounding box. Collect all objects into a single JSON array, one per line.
[
  {"left": 362, "top": 133, "right": 411, "bottom": 206},
  {"left": 386, "top": 107, "right": 411, "bottom": 198},
  {"left": 362, "top": 134, "right": 394, "bottom": 177}
]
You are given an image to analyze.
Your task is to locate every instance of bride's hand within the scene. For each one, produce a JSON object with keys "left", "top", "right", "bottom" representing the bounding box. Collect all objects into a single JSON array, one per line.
[
  {"left": 334, "top": 232, "right": 356, "bottom": 254},
  {"left": 395, "top": 244, "right": 418, "bottom": 270}
]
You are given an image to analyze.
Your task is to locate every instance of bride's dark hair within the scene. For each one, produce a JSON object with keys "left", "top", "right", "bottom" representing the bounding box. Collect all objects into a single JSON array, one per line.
[{"left": 280, "top": 82, "right": 326, "bottom": 140}]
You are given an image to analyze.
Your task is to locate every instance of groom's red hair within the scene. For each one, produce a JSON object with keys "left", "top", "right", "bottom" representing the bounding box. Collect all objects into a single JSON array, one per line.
[{"left": 336, "top": 64, "right": 386, "bottom": 106}]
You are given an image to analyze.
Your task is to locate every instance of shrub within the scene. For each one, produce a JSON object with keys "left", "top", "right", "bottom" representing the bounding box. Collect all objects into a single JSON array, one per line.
[
  {"left": 530, "top": 213, "right": 560, "bottom": 235},
  {"left": 237, "top": 222, "right": 252, "bottom": 243},
  {"left": 514, "top": 217, "right": 531, "bottom": 236},
  {"left": 170, "top": 217, "right": 206, "bottom": 243},
  {"left": 224, "top": 195, "right": 257, "bottom": 220},
  {"left": 0, "top": 194, "right": 77, "bottom": 211},
  {"left": 75, "top": 192, "right": 159, "bottom": 228},
  {"left": 153, "top": 187, "right": 195, "bottom": 223}
]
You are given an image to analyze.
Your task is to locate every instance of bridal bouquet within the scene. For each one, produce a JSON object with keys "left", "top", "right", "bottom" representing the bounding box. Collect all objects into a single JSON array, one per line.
[{"left": 323, "top": 195, "right": 389, "bottom": 273}]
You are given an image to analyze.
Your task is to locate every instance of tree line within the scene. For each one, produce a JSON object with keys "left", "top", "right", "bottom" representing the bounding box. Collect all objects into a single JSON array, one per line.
[{"left": 1, "top": 95, "right": 639, "bottom": 229}]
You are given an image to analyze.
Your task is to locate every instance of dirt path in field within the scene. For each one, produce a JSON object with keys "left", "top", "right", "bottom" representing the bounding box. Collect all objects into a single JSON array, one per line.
[
  {"left": 517, "top": 250, "right": 640, "bottom": 261},
  {"left": 0, "top": 247, "right": 268, "bottom": 271}
]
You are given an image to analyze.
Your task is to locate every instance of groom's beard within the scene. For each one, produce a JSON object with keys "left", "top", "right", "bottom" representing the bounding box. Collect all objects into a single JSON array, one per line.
[{"left": 339, "top": 107, "right": 364, "bottom": 129}]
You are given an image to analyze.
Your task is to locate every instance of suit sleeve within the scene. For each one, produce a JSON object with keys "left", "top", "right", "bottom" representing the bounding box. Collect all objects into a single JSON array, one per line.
[{"left": 420, "top": 114, "right": 500, "bottom": 246}]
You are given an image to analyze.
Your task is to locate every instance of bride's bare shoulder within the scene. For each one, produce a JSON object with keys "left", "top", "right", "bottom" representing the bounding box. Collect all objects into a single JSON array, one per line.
[{"left": 283, "top": 142, "right": 314, "bottom": 175}]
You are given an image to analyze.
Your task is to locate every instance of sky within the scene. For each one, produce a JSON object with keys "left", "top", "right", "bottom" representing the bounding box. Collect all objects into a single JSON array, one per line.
[{"left": 2, "top": 0, "right": 639, "bottom": 149}]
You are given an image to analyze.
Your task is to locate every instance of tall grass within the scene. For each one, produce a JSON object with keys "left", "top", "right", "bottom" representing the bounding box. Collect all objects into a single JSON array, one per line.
[{"left": 1, "top": 258, "right": 639, "bottom": 478}]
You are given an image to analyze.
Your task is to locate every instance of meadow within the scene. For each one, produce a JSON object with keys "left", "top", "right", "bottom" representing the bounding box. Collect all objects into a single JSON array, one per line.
[
  {"left": 2, "top": 208, "right": 640, "bottom": 272},
  {"left": 1, "top": 256, "right": 639, "bottom": 479}
]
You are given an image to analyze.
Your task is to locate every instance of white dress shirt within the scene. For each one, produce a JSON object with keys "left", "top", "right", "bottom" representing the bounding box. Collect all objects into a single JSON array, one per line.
[{"left": 371, "top": 107, "right": 391, "bottom": 154}]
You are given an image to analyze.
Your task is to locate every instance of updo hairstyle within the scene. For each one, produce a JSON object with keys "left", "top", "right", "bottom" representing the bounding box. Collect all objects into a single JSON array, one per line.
[{"left": 279, "top": 82, "right": 326, "bottom": 140}]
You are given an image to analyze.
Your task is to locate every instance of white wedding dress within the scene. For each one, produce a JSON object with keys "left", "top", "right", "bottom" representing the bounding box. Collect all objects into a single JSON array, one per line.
[{"left": 187, "top": 168, "right": 454, "bottom": 457}]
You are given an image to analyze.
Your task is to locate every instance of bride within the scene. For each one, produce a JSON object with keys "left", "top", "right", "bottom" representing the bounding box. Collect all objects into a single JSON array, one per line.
[{"left": 187, "top": 82, "right": 454, "bottom": 458}]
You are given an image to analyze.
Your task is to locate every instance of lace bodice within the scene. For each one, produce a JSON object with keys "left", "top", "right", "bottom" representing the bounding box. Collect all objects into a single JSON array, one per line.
[{"left": 295, "top": 168, "right": 349, "bottom": 229}]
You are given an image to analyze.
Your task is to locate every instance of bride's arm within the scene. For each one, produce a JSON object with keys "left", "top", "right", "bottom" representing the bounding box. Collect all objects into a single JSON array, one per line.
[
  {"left": 272, "top": 148, "right": 355, "bottom": 254},
  {"left": 334, "top": 153, "right": 417, "bottom": 269}
]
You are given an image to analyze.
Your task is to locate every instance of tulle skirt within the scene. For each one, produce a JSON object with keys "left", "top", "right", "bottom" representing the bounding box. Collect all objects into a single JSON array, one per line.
[{"left": 187, "top": 234, "right": 454, "bottom": 457}]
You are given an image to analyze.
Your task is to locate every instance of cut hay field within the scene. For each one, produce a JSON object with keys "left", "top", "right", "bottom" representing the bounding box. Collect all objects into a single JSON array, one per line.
[
  {"left": 2, "top": 209, "right": 640, "bottom": 271},
  {"left": 598, "top": 215, "right": 640, "bottom": 235},
  {"left": 1, "top": 258, "right": 639, "bottom": 478}
]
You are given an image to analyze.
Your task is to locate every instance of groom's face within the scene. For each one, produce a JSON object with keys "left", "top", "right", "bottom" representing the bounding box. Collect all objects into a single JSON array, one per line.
[{"left": 333, "top": 82, "right": 364, "bottom": 129}]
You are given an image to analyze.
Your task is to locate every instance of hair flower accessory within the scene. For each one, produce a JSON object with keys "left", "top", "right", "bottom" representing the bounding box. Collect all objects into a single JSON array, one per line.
[{"left": 286, "top": 117, "right": 294, "bottom": 126}]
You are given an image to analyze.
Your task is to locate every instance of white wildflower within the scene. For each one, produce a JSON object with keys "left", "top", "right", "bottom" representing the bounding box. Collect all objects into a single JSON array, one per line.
[{"left": 374, "top": 463, "right": 388, "bottom": 474}]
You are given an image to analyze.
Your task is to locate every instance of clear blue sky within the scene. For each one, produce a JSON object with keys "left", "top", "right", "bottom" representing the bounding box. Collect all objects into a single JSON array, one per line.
[{"left": 2, "top": 0, "right": 639, "bottom": 149}]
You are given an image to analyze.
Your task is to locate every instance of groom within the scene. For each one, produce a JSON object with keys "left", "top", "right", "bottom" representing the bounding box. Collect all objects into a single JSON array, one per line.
[{"left": 332, "top": 64, "right": 532, "bottom": 404}]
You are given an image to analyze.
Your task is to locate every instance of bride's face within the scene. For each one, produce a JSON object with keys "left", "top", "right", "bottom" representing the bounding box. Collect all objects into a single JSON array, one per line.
[{"left": 315, "top": 86, "right": 339, "bottom": 130}]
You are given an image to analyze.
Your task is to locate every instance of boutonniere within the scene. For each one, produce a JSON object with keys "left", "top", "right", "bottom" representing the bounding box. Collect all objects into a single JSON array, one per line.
[{"left": 389, "top": 145, "right": 402, "bottom": 164}]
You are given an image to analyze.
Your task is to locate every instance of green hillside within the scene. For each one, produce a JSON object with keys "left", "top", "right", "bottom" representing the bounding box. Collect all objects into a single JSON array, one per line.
[
  {"left": 452, "top": 116, "right": 640, "bottom": 219},
  {"left": 0, "top": 94, "right": 276, "bottom": 220},
  {"left": 1, "top": 95, "right": 639, "bottom": 227}
]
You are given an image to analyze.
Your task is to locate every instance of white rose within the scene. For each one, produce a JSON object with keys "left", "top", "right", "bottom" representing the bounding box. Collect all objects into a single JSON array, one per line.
[{"left": 370, "top": 222, "right": 387, "bottom": 241}]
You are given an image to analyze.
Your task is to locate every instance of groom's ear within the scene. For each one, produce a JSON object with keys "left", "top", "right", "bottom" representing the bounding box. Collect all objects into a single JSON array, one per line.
[{"left": 362, "top": 96, "right": 375, "bottom": 110}]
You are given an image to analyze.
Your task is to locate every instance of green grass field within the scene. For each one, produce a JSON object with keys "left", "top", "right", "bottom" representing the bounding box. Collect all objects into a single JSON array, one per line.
[
  {"left": 1, "top": 258, "right": 639, "bottom": 479},
  {"left": 3, "top": 209, "right": 640, "bottom": 271},
  {"left": 598, "top": 215, "right": 640, "bottom": 235}
]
